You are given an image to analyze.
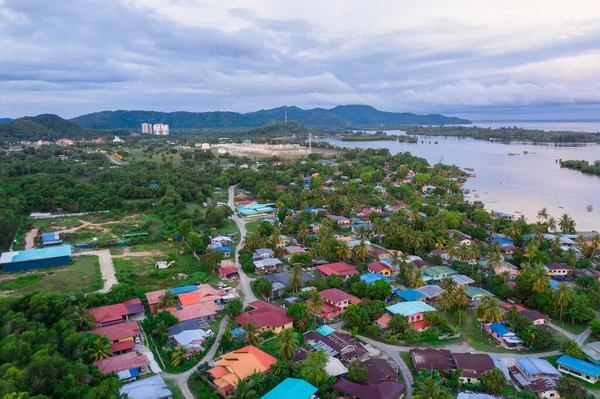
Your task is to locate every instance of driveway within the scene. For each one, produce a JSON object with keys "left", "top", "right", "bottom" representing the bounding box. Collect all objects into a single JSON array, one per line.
[
  {"left": 227, "top": 185, "right": 257, "bottom": 306},
  {"left": 73, "top": 249, "right": 117, "bottom": 293}
]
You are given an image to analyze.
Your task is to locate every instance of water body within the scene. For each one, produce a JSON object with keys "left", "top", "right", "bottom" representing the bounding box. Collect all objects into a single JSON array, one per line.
[{"left": 312, "top": 131, "right": 600, "bottom": 230}]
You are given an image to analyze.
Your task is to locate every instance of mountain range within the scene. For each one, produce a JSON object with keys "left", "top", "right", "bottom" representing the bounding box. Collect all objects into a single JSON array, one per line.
[{"left": 71, "top": 105, "right": 471, "bottom": 130}]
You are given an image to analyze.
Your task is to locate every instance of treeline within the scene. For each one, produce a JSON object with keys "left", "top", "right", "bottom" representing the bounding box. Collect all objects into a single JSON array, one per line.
[
  {"left": 560, "top": 159, "right": 600, "bottom": 175},
  {"left": 403, "top": 125, "right": 600, "bottom": 143}
]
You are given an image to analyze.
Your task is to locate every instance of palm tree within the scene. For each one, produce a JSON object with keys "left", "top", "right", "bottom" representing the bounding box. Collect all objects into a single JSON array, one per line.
[
  {"left": 297, "top": 223, "right": 309, "bottom": 245},
  {"left": 244, "top": 232, "right": 262, "bottom": 250},
  {"left": 422, "top": 231, "right": 436, "bottom": 251},
  {"left": 524, "top": 241, "right": 539, "bottom": 262},
  {"left": 68, "top": 304, "right": 96, "bottom": 331},
  {"left": 559, "top": 214, "right": 575, "bottom": 233},
  {"left": 307, "top": 290, "right": 324, "bottom": 326},
  {"left": 352, "top": 240, "right": 370, "bottom": 262},
  {"left": 445, "top": 239, "right": 458, "bottom": 262},
  {"left": 590, "top": 235, "right": 600, "bottom": 260},
  {"left": 457, "top": 243, "right": 473, "bottom": 264},
  {"left": 456, "top": 308, "right": 467, "bottom": 327},
  {"left": 288, "top": 265, "right": 303, "bottom": 292},
  {"left": 413, "top": 376, "right": 446, "bottom": 399},
  {"left": 88, "top": 337, "right": 112, "bottom": 361},
  {"left": 453, "top": 285, "right": 469, "bottom": 309},
  {"left": 243, "top": 322, "right": 260, "bottom": 346},
  {"left": 226, "top": 377, "right": 256, "bottom": 399},
  {"left": 434, "top": 237, "right": 445, "bottom": 251},
  {"left": 547, "top": 216, "right": 557, "bottom": 232},
  {"left": 158, "top": 290, "right": 178, "bottom": 310},
  {"left": 575, "top": 235, "right": 588, "bottom": 258},
  {"left": 474, "top": 296, "right": 503, "bottom": 339},
  {"left": 551, "top": 234, "right": 562, "bottom": 254},
  {"left": 390, "top": 251, "right": 402, "bottom": 270},
  {"left": 555, "top": 284, "right": 573, "bottom": 322},
  {"left": 278, "top": 328, "right": 299, "bottom": 360},
  {"left": 170, "top": 345, "right": 189, "bottom": 367},
  {"left": 271, "top": 359, "right": 291, "bottom": 376},
  {"left": 152, "top": 320, "right": 170, "bottom": 339},
  {"left": 438, "top": 290, "right": 454, "bottom": 315},
  {"left": 270, "top": 227, "right": 281, "bottom": 249},
  {"left": 372, "top": 219, "right": 385, "bottom": 242},
  {"left": 531, "top": 264, "right": 550, "bottom": 294},
  {"left": 408, "top": 266, "right": 426, "bottom": 289},
  {"left": 537, "top": 207, "right": 549, "bottom": 221},
  {"left": 336, "top": 242, "right": 352, "bottom": 261},
  {"left": 502, "top": 223, "right": 521, "bottom": 240}
]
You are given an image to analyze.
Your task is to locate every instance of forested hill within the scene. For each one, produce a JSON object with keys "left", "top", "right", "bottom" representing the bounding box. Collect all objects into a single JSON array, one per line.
[
  {"left": 71, "top": 105, "right": 472, "bottom": 130},
  {"left": 0, "top": 114, "right": 119, "bottom": 141},
  {"left": 0, "top": 118, "right": 11, "bottom": 122}
]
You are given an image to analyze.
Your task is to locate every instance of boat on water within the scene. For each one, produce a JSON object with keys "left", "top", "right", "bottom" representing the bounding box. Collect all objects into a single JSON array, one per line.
[{"left": 508, "top": 153, "right": 520, "bottom": 156}]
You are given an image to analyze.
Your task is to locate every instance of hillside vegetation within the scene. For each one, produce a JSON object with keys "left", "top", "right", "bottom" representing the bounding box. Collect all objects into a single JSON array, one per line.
[{"left": 71, "top": 105, "right": 472, "bottom": 130}]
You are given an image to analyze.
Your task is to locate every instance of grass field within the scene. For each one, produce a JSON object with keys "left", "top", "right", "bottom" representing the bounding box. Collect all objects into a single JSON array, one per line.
[
  {"left": 549, "top": 319, "right": 589, "bottom": 335},
  {"left": 259, "top": 330, "right": 304, "bottom": 358},
  {"left": 399, "top": 351, "right": 415, "bottom": 374},
  {"left": 164, "top": 379, "right": 185, "bottom": 399},
  {"left": 0, "top": 255, "right": 103, "bottom": 296}
]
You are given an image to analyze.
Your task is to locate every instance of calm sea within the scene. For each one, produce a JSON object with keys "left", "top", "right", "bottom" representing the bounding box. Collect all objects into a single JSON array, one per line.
[{"left": 312, "top": 131, "right": 600, "bottom": 231}]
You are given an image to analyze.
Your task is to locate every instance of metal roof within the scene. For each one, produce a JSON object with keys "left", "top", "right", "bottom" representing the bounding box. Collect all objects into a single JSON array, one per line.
[
  {"left": 119, "top": 375, "right": 172, "bottom": 399},
  {"left": 517, "top": 357, "right": 561, "bottom": 377},
  {"left": 0, "top": 244, "right": 72, "bottom": 264},
  {"left": 557, "top": 355, "right": 600, "bottom": 377},
  {"left": 398, "top": 289, "right": 427, "bottom": 301},
  {"left": 489, "top": 322, "right": 513, "bottom": 337},
  {"left": 261, "top": 378, "right": 318, "bottom": 399},
  {"left": 386, "top": 301, "right": 436, "bottom": 316},
  {"left": 583, "top": 341, "right": 600, "bottom": 361},
  {"left": 450, "top": 274, "right": 475, "bottom": 285}
]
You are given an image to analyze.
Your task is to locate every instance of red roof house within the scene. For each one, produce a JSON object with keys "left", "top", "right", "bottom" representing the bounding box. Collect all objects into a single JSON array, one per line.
[
  {"left": 236, "top": 300, "right": 293, "bottom": 333},
  {"left": 88, "top": 303, "right": 129, "bottom": 327},
  {"left": 368, "top": 261, "right": 394, "bottom": 277},
  {"left": 316, "top": 262, "right": 359, "bottom": 280},
  {"left": 94, "top": 351, "right": 150, "bottom": 374}
]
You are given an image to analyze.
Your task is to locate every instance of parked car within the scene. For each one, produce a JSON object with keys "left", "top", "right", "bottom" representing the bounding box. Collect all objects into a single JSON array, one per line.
[
  {"left": 135, "top": 336, "right": 141, "bottom": 344},
  {"left": 206, "top": 330, "right": 214, "bottom": 337}
]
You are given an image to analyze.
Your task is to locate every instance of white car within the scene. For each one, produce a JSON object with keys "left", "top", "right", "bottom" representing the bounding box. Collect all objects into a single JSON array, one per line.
[
  {"left": 206, "top": 330, "right": 214, "bottom": 337},
  {"left": 135, "top": 336, "right": 141, "bottom": 344}
]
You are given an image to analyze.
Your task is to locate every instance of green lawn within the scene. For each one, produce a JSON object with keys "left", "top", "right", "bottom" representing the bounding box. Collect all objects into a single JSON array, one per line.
[
  {"left": 399, "top": 351, "right": 415, "bottom": 374},
  {"left": 0, "top": 255, "right": 103, "bottom": 296},
  {"left": 542, "top": 355, "right": 600, "bottom": 390},
  {"left": 188, "top": 375, "right": 219, "bottom": 399},
  {"left": 550, "top": 319, "right": 589, "bottom": 335},
  {"left": 245, "top": 221, "right": 258, "bottom": 233},
  {"left": 258, "top": 330, "right": 304, "bottom": 358}
]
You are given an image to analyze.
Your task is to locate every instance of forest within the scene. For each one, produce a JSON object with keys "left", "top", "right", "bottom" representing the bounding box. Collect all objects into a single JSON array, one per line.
[{"left": 560, "top": 159, "right": 600, "bottom": 175}]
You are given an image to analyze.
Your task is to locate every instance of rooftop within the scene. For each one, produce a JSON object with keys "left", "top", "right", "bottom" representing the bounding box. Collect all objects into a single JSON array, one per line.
[
  {"left": 320, "top": 288, "right": 359, "bottom": 304},
  {"left": 583, "top": 341, "right": 600, "bottom": 361},
  {"left": 119, "top": 375, "right": 173, "bottom": 399},
  {"left": 409, "top": 348, "right": 456, "bottom": 373},
  {"left": 417, "top": 285, "right": 443, "bottom": 298},
  {"left": 236, "top": 300, "right": 293, "bottom": 329},
  {"left": 95, "top": 351, "right": 150, "bottom": 374},
  {"left": 545, "top": 262, "right": 573, "bottom": 271},
  {"left": 386, "top": 301, "right": 436, "bottom": 317},
  {"left": 557, "top": 355, "right": 600, "bottom": 377},
  {"left": 422, "top": 266, "right": 457, "bottom": 278},
  {"left": 333, "top": 379, "right": 405, "bottom": 399},
  {"left": 517, "top": 357, "right": 561, "bottom": 378},
  {"left": 316, "top": 262, "right": 359, "bottom": 277},
  {"left": 0, "top": 244, "right": 72, "bottom": 264},
  {"left": 398, "top": 289, "right": 427, "bottom": 302},
  {"left": 261, "top": 378, "right": 318, "bottom": 399},
  {"left": 360, "top": 272, "right": 394, "bottom": 285}
]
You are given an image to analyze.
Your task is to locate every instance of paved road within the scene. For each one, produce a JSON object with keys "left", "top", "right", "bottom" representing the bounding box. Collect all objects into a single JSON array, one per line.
[
  {"left": 227, "top": 185, "right": 257, "bottom": 306},
  {"left": 105, "top": 153, "right": 125, "bottom": 165},
  {"left": 163, "top": 316, "right": 229, "bottom": 399},
  {"left": 73, "top": 249, "right": 117, "bottom": 293}
]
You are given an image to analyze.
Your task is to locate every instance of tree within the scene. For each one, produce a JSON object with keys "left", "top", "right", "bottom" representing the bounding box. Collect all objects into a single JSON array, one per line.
[
  {"left": 521, "top": 326, "right": 554, "bottom": 350},
  {"left": 336, "top": 243, "right": 352, "bottom": 261},
  {"left": 537, "top": 208, "right": 549, "bottom": 221},
  {"left": 413, "top": 376, "right": 449, "bottom": 399},
  {"left": 243, "top": 322, "right": 260, "bottom": 346},
  {"left": 342, "top": 304, "right": 371, "bottom": 331},
  {"left": 438, "top": 290, "right": 453, "bottom": 315},
  {"left": 352, "top": 240, "right": 370, "bottom": 262},
  {"left": 453, "top": 285, "right": 469, "bottom": 309},
  {"left": 299, "top": 350, "right": 329, "bottom": 391},
  {"left": 555, "top": 284, "right": 573, "bottom": 322},
  {"left": 68, "top": 304, "right": 96, "bottom": 331},
  {"left": 566, "top": 293, "right": 596, "bottom": 324},
  {"left": 530, "top": 264, "right": 549, "bottom": 294},
  {"left": 516, "top": 391, "right": 538, "bottom": 399},
  {"left": 251, "top": 278, "right": 272, "bottom": 300},
  {"left": 590, "top": 319, "right": 600, "bottom": 335},
  {"left": 224, "top": 298, "right": 243, "bottom": 317},
  {"left": 474, "top": 296, "right": 503, "bottom": 339},
  {"left": 367, "top": 279, "right": 392, "bottom": 301},
  {"left": 226, "top": 377, "right": 256, "bottom": 399},
  {"left": 561, "top": 339, "right": 584, "bottom": 359},
  {"left": 288, "top": 265, "right": 303, "bottom": 292},
  {"left": 556, "top": 376, "right": 591, "bottom": 399},
  {"left": 306, "top": 290, "right": 324, "bottom": 326},
  {"left": 278, "top": 328, "right": 299, "bottom": 360},
  {"left": 347, "top": 360, "right": 368, "bottom": 383},
  {"left": 87, "top": 337, "right": 112, "bottom": 361},
  {"left": 327, "top": 274, "right": 343, "bottom": 289},
  {"left": 158, "top": 289, "right": 178, "bottom": 310},
  {"left": 287, "top": 302, "right": 309, "bottom": 331},
  {"left": 152, "top": 320, "right": 171, "bottom": 339},
  {"left": 480, "top": 368, "right": 506, "bottom": 394},
  {"left": 170, "top": 345, "right": 188, "bottom": 367}
]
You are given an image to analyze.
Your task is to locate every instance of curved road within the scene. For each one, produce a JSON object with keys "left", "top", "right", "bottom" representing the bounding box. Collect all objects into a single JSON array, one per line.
[
  {"left": 227, "top": 184, "right": 257, "bottom": 305},
  {"left": 163, "top": 316, "right": 229, "bottom": 399},
  {"left": 73, "top": 249, "right": 117, "bottom": 293}
]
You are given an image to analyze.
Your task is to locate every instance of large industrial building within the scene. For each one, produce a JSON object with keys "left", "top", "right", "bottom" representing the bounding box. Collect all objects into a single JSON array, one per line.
[{"left": 0, "top": 245, "right": 73, "bottom": 272}]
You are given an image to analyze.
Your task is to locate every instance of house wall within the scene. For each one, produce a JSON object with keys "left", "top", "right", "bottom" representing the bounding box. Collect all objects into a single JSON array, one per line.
[
  {"left": 2, "top": 255, "right": 71, "bottom": 272},
  {"left": 547, "top": 269, "right": 571, "bottom": 276},
  {"left": 558, "top": 364, "right": 599, "bottom": 383},
  {"left": 539, "top": 389, "right": 559, "bottom": 399}
]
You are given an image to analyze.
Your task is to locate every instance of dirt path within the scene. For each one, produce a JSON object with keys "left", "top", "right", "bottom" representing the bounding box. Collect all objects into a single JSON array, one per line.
[
  {"left": 58, "top": 220, "right": 111, "bottom": 234},
  {"left": 24, "top": 228, "right": 39, "bottom": 249},
  {"left": 113, "top": 249, "right": 165, "bottom": 259},
  {"left": 73, "top": 249, "right": 117, "bottom": 293}
]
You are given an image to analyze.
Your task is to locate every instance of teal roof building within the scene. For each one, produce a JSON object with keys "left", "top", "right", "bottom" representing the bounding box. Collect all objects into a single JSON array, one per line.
[{"left": 261, "top": 378, "right": 318, "bottom": 399}]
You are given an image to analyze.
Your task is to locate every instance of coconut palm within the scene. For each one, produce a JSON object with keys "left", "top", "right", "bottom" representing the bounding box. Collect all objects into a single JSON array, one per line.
[
  {"left": 474, "top": 296, "right": 503, "bottom": 339},
  {"left": 297, "top": 223, "right": 309, "bottom": 245},
  {"left": 537, "top": 207, "right": 549, "bottom": 221},
  {"left": 372, "top": 219, "right": 386, "bottom": 242},
  {"left": 390, "top": 250, "right": 402, "bottom": 270},
  {"left": 438, "top": 290, "right": 454, "bottom": 315},
  {"left": 575, "top": 235, "right": 589, "bottom": 258},
  {"left": 88, "top": 337, "right": 112, "bottom": 361},
  {"left": 531, "top": 264, "right": 550, "bottom": 294},
  {"left": 445, "top": 239, "right": 458, "bottom": 262},
  {"left": 453, "top": 285, "right": 469, "bottom": 309},
  {"left": 559, "top": 214, "right": 575, "bottom": 233},
  {"left": 336, "top": 242, "right": 352, "bottom": 261},
  {"left": 244, "top": 232, "right": 262, "bottom": 250},
  {"left": 307, "top": 290, "right": 324, "bottom": 326},
  {"left": 158, "top": 290, "right": 178, "bottom": 310},
  {"left": 243, "top": 321, "right": 261, "bottom": 346},
  {"left": 278, "top": 328, "right": 299, "bottom": 360},
  {"left": 352, "top": 240, "right": 370, "bottom": 262},
  {"left": 68, "top": 304, "right": 96, "bottom": 331},
  {"left": 547, "top": 216, "right": 557, "bottom": 232},
  {"left": 288, "top": 265, "right": 304, "bottom": 293},
  {"left": 152, "top": 320, "right": 170, "bottom": 339},
  {"left": 435, "top": 237, "right": 445, "bottom": 251},
  {"left": 456, "top": 308, "right": 467, "bottom": 327},
  {"left": 590, "top": 235, "right": 600, "bottom": 260},
  {"left": 413, "top": 376, "right": 447, "bottom": 399},
  {"left": 226, "top": 377, "right": 256, "bottom": 399},
  {"left": 555, "top": 284, "right": 573, "bottom": 322},
  {"left": 502, "top": 223, "right": 521, "bottom": 240},
  {"left": 270, "top": 227, "right": 281, "bottom": 249},
  {"left": 271, "top": 359, "right": 291, "bottom": 376},
  {"left": 524, "top": 241, "right": 539, "bottom": 262},
  {"left": 170, "top": 345, "right": 189, "bottom": 367}
]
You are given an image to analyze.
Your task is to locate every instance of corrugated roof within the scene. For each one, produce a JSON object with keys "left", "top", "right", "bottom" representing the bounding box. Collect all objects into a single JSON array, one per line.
[
  {"left": 0, "top": 244, "right": 72, "bottom": 264},
  {"left": 583, "top": 341, "right": 600, "bottom": 361},
  {"left": 316, "top": 324, "right": 336, "bottom": 337},
  {"left": 489, "top": 322, "right": 512, "bottom": 337},
  {"left": 398, "top": 289, "right": 426, "bottom": 301},
  {"left": 517, "top": 357, "right": 561, "bottom": 377},
  {"left": 119, "top": 375, "right": 172, "bottom": 399},
  {"left": 261, "top": 378, "right": 318, "bottom": 399},
  {"left": 386, "top": 301, "right": 436, "bottom": 316},
  {"left": 557, "top": 355, "right": 600, "bottom": 377},
  {"left": 422, "top": 266, "right": 457, "bottom": 278}
]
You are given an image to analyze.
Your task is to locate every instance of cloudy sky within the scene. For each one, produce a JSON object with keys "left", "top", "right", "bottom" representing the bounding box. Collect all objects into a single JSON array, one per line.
[{"left": 2, "top": 0, "right": 600, "bottom": 120}]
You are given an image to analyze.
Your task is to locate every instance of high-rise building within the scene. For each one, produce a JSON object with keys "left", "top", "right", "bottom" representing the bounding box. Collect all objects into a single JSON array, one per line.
[
  {"left": 141, "top": 123, "right": 152, "bottom": 134},
  {"left": 153, "top": 124, "right": 169, "bottom": 135}
]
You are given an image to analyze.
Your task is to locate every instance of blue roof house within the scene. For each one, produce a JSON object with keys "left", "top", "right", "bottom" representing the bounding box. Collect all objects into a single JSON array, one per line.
[
  {"left": 213, "top": 246, "right": 232, "bottom": 257},
  {"left": 486, "top": 322, "right": 523, "bottom": 348},
  {"left": 261, "top": 378, "right": 318, "bottom": 399},
  {"left": 398, "top": 289, "right": 427, "bottom": 302},
  {"left": 557, "top": 355, "right": 600, "bottom": 383},
  {"left": 0, "top": 245, "right": 72, "bottom": 272}
]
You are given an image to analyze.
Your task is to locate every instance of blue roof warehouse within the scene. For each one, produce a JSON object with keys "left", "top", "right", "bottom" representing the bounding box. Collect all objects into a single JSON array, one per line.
[{"left": 0, "top": 245, "right": 73, "bottom": 272}]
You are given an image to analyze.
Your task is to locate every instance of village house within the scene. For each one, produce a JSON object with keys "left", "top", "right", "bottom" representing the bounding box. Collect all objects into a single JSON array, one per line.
[
  {"left": 557, "top": 354, "right": 600, "bottom": 383},
  {"left": 253, "top": 248, "right": 274, "bottom": 259},
  {"left": 253, "top": 258, "right": 283, "bottom": 274},
  {"left": 509, "top": 357, "right": 561, "bottom": 399},
  {"left": 311, "top": 288, "right": 361, "bottom": 319},
  {"left": 118, "top": 375, "right": 173, "bottom": 399},
  {"left": 326, "top": 214, "right": 352, "bottom": 228},
  {"left": 316, "top": 262, "right": 359, "bottom": 280},
  {"left": 385, "top": 301, "right": 436, "bottom": 330},
  {"left": 368, "top": 260, "right": 394, "bottom": 277},
  {"left": 88, "top": 302, "right": 139, "bottom": 327},
  {"left": 485, "top": 322, "right": 524, "bottom": 348},
  {"left": 207, "top": 345, "right": 277, "bottom": 396},
  {"left": 544, "top": 262, "right": 573, "bottom": 278},
  {"left": 236, "top": 300, "right": 293, "bottom": 334},
  {"left": 421, "top": 266, "right": 458, "bottom": 282},
  {"left": 583, "top": 341, "right": 600, "bottom": 365},
  {"left": 261, "top": 378, "right": 318, "bottom": 399},
  {"left": 303, "top": 330, "right": 369, "bottom": 363},
  {"left": 95, "top": 351, "right": 151, "bottom": 380},
  {"left": 90, "top": 321, "right": 140, "bottom": 354}
]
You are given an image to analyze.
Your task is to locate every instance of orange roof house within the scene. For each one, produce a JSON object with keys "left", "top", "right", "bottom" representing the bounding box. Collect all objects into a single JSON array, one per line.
[
  {"left": 88, "top": 303, "right": 129, "bottom": 327},
  {"left": 368, "top": 261, "right": 394, "bottom": 277},
  {"left": 208, "top": 345, "right": 277, "bottom": 396},
  {"left": 145, "top": 289, "right": 166, "bottom": 314},
  {"left": 167, "top": 301, "right": 221, "bottom": 322}
]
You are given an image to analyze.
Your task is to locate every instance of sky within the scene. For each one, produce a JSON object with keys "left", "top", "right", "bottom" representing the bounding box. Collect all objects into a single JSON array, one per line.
[{"left": 2, "top": 0, "right": 600, "bottom": 120}]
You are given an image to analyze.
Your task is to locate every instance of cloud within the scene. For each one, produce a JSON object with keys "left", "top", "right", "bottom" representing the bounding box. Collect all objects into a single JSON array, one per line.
[{"left": 2, "top": 0, "right": 600, "bottom": 118}]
